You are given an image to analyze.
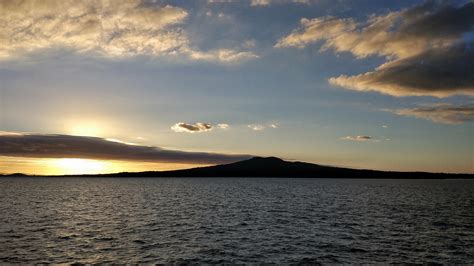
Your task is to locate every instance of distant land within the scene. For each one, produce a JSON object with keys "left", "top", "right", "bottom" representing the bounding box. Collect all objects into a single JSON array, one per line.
[{"left": 1, "top": 157, "right": 472, "bottom": 178}]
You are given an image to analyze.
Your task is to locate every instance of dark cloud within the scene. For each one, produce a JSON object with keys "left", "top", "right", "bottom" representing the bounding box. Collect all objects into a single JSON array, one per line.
[
  {"left": 330, "top": 43, "right": 474, "bottom": 97},
  {"left": 399, "top": 1, "right": 474, "bottom": 41},
  {"left": 385, "top": 104, "right": 474, "bottom": 124},
  {"left": 171, "top": 122, "right": 213, "bottom": 133},
  {"left": 0, "top": 133, "right": 251, "bottom": 164}
]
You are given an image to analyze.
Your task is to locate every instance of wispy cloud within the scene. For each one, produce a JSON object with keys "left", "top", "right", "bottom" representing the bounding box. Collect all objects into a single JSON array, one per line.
[
  {"left": 384, "top": 104, "right": 474, "bottom": 125},
  {"left": 0, "top": 132, "right": 251, "bottom": 164},
  {"left": 243, "top": 39, "right": 257, "bottom": 49},
  {"left": 0, "top": 0, "right": 257, "bottom": 63},
  {"left": 0, "top": 131, "right": 23, "bottom": 136},
  {"left": 217, "top": 123, "right": 230, "bottom": 129},
  {"left": 186, "top": 48, "right": 258, "bottom": 62},
  {"left": 277, "top": 1, "right": 474, "bottom": 97},
  {"left": 341, "top": 135, "right": 376, "bottom": 142},
  {"left": 248, "top": 124, "right": 265, "bottom": 131},
  {"left": 252, "top": 0, "right": 311, "bottom": 6},
  {"left": 208, "top": 0, "right": 311, "bottom": 7},
  {"left": 205, "top": 10, "right": 230, "bottom": 19},
  {"left": 250, "top": 0, "right": 270, "bottom": 6},
  {"left": 247, "top": 122, "right": 279, "bottom": 131}
]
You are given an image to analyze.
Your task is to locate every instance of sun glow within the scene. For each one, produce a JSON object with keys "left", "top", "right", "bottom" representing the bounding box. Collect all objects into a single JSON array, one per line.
[
  {"left": 69, "top": 122, "right": 104, "bottom": 137},
  {"left": 53, "top": 158, "right": 107, "bottom": 175},
  {"left": 0, "top": 156, "right": 204, "bottom": 176}
]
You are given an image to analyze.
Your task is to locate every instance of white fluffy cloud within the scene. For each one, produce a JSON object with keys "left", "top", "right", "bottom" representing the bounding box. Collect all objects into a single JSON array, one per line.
[
  {"left": 0, "top": 0, "right": 256, "bottom": 62},
  {"left": 0, "top": 0, "right": 187, "bottom": 58},
  {"left": 276, "top": 2, "right": 474, "bottom": 97}
]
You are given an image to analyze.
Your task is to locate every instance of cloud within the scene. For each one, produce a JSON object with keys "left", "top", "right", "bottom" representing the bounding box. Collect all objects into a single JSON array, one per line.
[
  {"left": 217, "top": 123, "right": 230, "bottom": 129},
  {"left": 292, "top": 0, "right": 310, "bottom": 4},
  {"left": 207, "top": 0, "right": 234, "bottom": 3},
  {"left": 329, "top": 43, "right": 474, "bottom": 97},
  {"left": 186, "top": 48, "right": 258, "bottom": 62},
  {"left": 276, "top": 1, "right": 474, "bottom": 97},
  {"left": 252, "top": 0, "right": 311, "bottom": 6},
  {"left": 205, "top": 10, "right": 230, "bottom": 19},
  {"left": 171, "top": 122, "right": 213, "bottom": 133},
  {"left": 248, "top": 124, "right": 265, "bottom": 131},
  {"left": 340, "top": 135, "right": 374, "bottom": 142},
  {"left": 250, "top": 0, "right": 270, "bottom": 6},
  {"left": 248, "top": 123, "right": 279, "bottom": 131},
  {"left": 208, "top": 0, "right": 311, "bottom": 7},
  {"left": 0, "top": 0, "right": 188, "bottom": 58},
  {"left": 276, "top": 16, "right": 357, "bottom": 50},
  {"left": 0, "top": 133, "right": 251, "bottom": 164},
  {"left": 243, "top": 39, "right": 257, "bottom": 49},
  {"left": 276, "top": 2, "right": 474, "bottom": 58},
  {"left": 385, "top": 104, "right": 474, "bottom": 125},
  {"left": 0, "top": 0, "right": 256, "bottom": 63},
  {"left": 0, "top": 131, "right": 22, "bottom": 136},
  {"left": 171, "top": 122, "right": 232, "bottom": 132}
]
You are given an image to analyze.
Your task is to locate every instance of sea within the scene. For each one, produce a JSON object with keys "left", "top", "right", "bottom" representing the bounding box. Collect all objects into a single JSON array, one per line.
[{"left": 0, "top": 177, "right": 473, "bottom": 264}]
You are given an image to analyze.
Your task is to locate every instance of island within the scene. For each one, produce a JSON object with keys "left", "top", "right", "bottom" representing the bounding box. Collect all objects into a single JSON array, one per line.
[{"left": 2, "top": 157, "right": 472, "bottom": 179}]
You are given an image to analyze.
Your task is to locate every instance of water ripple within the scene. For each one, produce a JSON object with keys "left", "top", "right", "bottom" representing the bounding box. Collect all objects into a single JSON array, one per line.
[{"left": 0, "top": 178, "right": 473, "bottom": 264}]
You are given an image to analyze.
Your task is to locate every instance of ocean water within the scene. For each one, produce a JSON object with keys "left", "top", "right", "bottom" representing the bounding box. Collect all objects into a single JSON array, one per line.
[{"left": 0, "top": 177, "right": 473, "bottom": 264}]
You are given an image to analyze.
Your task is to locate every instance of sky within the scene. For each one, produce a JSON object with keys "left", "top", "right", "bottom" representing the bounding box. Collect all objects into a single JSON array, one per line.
[{"left": 0, "top": 0, "right": 473, "bottom": 175}]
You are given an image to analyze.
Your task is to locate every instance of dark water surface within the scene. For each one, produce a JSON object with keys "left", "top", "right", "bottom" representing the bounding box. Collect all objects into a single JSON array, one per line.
[{"left": 0, "top": 178, "right": 473, "bottom": 264}]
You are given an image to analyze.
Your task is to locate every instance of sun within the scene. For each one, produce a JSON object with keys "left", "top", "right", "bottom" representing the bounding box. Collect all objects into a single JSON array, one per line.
[{"left": 53, "top": 158, "right": 107, "bottom": 175}]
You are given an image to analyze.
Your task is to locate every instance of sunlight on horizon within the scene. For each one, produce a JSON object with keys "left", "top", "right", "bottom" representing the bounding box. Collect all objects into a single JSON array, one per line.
[
  {"left": 53, "top": 158, "right": 108, "bottom": 175},
  {"left": 0, "top": 156, "right": 205, "bottom": 175}
]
